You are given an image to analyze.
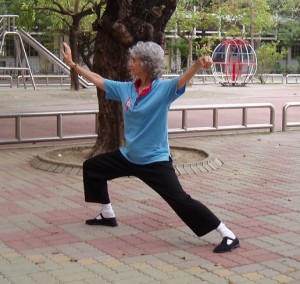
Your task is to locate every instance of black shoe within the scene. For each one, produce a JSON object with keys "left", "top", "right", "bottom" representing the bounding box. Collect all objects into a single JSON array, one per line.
[
  {"left": 85, "top": 213, "right": 118, "bottom": 227},
  {"left": 213, "top": 237, "right": 240, "bottom": 253}
]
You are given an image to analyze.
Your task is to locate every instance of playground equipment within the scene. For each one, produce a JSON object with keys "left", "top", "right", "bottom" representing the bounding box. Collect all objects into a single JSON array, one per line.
[
  {"left": 0, "top": 15, "right": 92, "bottom": 89},
  {"left": 0, "top": 15, "right": 36, "bottom": 89},
  {"left": 211, "top": 38, "right": 257, "bottom": 86}
]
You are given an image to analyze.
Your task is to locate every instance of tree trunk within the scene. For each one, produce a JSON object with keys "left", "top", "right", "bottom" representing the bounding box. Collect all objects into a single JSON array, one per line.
[
  {"left": 69, "top": 17, "right": 80, "bottom": 91},
  {"left": 90, "top": 0, "right": 177, "bottom": 156}
]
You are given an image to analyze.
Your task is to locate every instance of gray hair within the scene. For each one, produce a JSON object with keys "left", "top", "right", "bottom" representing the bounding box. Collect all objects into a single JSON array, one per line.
[{"left": 129, "top": 41, "right": 165, "bottom": 79}]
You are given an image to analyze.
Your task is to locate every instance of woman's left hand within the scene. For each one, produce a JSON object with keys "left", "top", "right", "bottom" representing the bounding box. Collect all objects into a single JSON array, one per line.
[{"left": 197, "top": 56, "right": 213, "bottom": 70}]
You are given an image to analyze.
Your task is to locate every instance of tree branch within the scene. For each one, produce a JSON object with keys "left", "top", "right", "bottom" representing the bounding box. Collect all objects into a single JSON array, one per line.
[{"left": 51, "top": 0, "right": 70, "bottom": 14}]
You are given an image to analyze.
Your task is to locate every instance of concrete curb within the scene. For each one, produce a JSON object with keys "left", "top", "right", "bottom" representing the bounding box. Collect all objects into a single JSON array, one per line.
[{"left": 30, "top": 145, "right": 223, "bottom": 176}]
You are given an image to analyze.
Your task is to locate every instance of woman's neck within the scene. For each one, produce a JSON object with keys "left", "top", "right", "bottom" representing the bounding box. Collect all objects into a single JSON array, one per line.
[{"left": 138, "top": 74, "right": 152, "bottom": 88}]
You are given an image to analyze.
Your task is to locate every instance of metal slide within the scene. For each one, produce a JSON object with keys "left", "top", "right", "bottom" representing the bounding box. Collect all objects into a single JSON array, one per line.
[{"left": 18, "top": 29, "right": 93, "bottom": 88}]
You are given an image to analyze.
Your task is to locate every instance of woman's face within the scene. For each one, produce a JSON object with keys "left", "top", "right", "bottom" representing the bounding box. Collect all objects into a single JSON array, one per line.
[{"left": 128, "top": 57, "right": 144, "bottom": 77}]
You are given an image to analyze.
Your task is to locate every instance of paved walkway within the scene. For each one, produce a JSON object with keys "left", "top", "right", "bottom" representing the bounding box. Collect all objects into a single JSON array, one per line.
[{"left": 1, "top": 84, "right": 300, "bottom": 283}]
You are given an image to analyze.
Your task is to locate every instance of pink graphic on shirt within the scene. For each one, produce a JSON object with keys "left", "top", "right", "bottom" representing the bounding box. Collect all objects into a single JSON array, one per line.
[{"left": 125, "top": 98, "right": 131, "bottom": 111}]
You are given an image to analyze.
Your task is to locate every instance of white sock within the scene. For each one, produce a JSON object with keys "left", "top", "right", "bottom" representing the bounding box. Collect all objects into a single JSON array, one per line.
[
  {"left": 96, "top": 203, "right": 115, "bottom": 219},
  {"left": 216, "top": 222, "right": 236, "bottom": 243}
]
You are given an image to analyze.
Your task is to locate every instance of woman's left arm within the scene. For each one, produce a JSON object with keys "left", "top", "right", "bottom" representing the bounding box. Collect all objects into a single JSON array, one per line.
[{"left": 177, "top": 56, "right": 213, "bottom": 90}]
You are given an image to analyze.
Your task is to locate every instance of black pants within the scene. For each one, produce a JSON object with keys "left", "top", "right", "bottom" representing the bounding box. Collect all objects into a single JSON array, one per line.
[{"left": 83, "top": 149, "right": 221, "bottom": 237}]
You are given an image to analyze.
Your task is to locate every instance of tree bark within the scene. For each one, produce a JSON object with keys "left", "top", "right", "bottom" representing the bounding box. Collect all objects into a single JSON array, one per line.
[
  {"left": 69, "top": 16, "right": 80, "bottom": 90},
  {"left": 90, "top": 0, "right": 177, "bottom": 156}
]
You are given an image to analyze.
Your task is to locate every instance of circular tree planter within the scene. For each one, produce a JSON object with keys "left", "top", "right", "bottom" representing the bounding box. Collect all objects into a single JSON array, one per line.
[{"left": 31, "top": 145, "right": 223, "bottom": 176}]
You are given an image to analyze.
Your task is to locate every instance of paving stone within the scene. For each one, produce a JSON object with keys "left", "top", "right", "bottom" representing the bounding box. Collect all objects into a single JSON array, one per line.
[
  {"left": 29, "top": 272, "right": 59, "bottom": 284},
  {"left": 272, "top": 274, "right": 294, "bottom": 283}
]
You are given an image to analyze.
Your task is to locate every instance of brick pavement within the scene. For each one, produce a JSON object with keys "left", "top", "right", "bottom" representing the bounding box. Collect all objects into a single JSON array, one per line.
[
  {"left": 1, "top": 131, "right": 300, "bottom": 284},
  {"left": 1, "top": 83, "right": 300, "bottom": 283}
]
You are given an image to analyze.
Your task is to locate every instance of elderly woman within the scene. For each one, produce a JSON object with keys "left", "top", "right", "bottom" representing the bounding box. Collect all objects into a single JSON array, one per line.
[{"left": 62, "top": 41, "right": 239, "bottom": 253}]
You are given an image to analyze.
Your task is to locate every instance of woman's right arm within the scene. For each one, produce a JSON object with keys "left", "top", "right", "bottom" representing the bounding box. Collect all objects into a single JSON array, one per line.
[{"left": 61, "top": 42, "right": 105, "bottom": 91}]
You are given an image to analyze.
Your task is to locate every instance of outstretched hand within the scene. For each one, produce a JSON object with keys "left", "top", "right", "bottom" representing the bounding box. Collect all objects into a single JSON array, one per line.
[
  {"left": 61, "top": 42, "right": 74, "bottom": 67},
  {"left": 61, "top": 42, "right": 105, "bottom": 90},
  {"left": 177, "top": 55, "right": 213, "bottom": 90},
  {"left": 197, "top": 56, "right": 213, "bottom": 69}
]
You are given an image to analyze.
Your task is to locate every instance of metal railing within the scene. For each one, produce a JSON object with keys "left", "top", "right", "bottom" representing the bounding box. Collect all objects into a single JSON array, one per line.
[
  {"left": 169, "top": 103, "right": 275, "bottom": 133},
  {"left": 17, "top": 75, "right": 71, "bottom": 87},
  {"left": 282, "top": 102, "right": 300, "bottom": 131},
  {"left": 0, "top": 110, "right": 98, "bottom": 144},
  {"left": 260, "top": 74, "right": 284, "bottom": 84},
  {"left": 162, "top": 74, "right": 180, "bottom": 79},
  {"left": 194, "top": 74, "right": 217, "bottom": 84},
  {"left": 286, "top": 74, "right": 300, "bottom": 84},
  {"left": 0, "top": 74, "right": 89, "bottom": 88},
  {"left": 162, "top": 74, "right": 217, "bottom": 85},
  {"left": 0, "top": 103, "right": 275, "bottom": 144},
  {"left": 0, "top": 75, "right": 13, "bottom": 87},
  {"left": 162, "top": 73, "right": 288, "bottom": 85}
]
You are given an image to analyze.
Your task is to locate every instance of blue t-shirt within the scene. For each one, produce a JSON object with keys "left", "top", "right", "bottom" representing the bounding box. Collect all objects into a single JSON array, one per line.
[{"left": 104, "top": 77, "right": 185, "bottom": 164}]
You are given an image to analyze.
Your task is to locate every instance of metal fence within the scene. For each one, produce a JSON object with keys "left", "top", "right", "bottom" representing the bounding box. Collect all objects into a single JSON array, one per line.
[
  {"left": 2, "top": 73, "right": 300, "bottom": 88},
  {"left": 282, "top": 102, "right": 300, "bottom": 131},
  {"left": 286, "top": 74, "right": 300, "bottom": 84},
  {"left": 17, "top": 75, "right": 71, "bottom": 87},
  {"left": 0, "top": 110, "right": 98, "bottom": 144},
  {"left": 0, "top": 103, "right": 275, "bottom": 144},
  {"left": 169, "top": 103, "right": 275, "bottom": 133},
  {"left": 0, "top": 75, "right": 13, "bottom": 87}
]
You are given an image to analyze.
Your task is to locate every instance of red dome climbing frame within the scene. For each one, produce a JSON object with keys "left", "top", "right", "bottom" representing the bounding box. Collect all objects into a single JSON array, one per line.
[{"left": 211, "top": 38, "right": 257, "bottom": 86}]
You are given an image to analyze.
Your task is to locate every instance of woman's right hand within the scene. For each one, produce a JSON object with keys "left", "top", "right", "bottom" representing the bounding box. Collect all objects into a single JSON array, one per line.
[
  {"left": 61, "top": 42, "right": 75, "bottom": 67},
  {"left": 61, "top": 42, "right": 105, "bottom": 90}
]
